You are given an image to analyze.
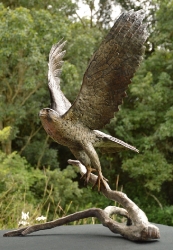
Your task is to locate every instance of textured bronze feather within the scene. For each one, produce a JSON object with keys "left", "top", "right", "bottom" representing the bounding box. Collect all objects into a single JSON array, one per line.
[
  {"left": 48, "top": 39, "right": 71, "bottom": 115},
  {"left": 39, "top": 10, "right": 148, "bottom": 190},
  {"left": 64, "top": 10, "right": 148, "bottom": 129}
]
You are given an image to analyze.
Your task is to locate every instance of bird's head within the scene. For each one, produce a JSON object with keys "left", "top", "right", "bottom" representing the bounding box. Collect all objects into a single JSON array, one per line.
[{"left": 39, "top": 108, "right": 59, "bottom": 123}]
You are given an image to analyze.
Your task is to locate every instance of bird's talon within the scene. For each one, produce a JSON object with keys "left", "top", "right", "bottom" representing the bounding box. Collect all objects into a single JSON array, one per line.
[
  {"left": 92, "top": 173, "right": 108, "bottom": 192},
  {"left": 82, "top": 167, "right": 96, "bottom": 186}
]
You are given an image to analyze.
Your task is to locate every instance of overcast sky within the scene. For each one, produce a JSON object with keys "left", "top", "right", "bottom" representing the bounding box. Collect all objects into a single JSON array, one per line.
[{"left": 76, "top": 0, "right": 121, "bottom": 22}]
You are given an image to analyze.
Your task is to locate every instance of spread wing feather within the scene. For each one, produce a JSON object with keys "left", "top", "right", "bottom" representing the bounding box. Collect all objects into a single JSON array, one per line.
[
  {"left": 48, "top": 39, "right": 71, "bottom": 116},
  {"left": 63, "top": 10, "right": 148, "bottom": 129}
]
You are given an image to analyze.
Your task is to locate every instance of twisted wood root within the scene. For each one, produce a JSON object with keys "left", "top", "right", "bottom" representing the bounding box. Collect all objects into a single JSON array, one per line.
[{"left": 4, "top": 160, "right": 160, "bottom": 241}]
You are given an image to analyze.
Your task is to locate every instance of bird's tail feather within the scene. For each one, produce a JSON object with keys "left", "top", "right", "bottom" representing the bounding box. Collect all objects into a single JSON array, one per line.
[{"left": 94, "top": 130, "right": 139, "bottom": 153}]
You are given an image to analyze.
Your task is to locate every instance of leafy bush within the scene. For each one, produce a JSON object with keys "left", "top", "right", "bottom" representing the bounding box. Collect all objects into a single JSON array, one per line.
[
  {"left": 0, "top": 150, "right": 82, "bottom": 229},
  {"left": 147, "top": 206, "right": 173, "bottom": 226}
]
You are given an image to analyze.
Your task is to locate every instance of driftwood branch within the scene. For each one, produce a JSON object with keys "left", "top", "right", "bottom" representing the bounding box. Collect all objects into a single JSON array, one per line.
[{"left": 4, "top": 160, "right": 160, "bottom": 241}]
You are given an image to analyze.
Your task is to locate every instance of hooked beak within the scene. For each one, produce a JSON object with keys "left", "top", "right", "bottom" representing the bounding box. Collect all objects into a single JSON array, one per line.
[{"left": 39, "top": 109, "right": 47, "bottom": 117}]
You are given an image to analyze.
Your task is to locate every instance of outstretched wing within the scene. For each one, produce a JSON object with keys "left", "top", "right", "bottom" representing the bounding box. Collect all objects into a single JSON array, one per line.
[
  {"left": 48, "top": 40, "right": 71, "bottom": 116},
  {"left": 63, "top": 10, "right": 148, "bottom": 129}
]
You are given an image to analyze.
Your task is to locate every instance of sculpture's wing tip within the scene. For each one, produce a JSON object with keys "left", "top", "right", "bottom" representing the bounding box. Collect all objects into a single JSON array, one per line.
[
  {"left": 48, "top": 39, "right": 67, "bottom": 82},
  {"left": 48, "top": 39, "right": 71, "bottom": 114}
]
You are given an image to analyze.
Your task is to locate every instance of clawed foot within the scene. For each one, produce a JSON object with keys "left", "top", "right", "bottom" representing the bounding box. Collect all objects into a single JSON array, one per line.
[
  {"left": 81, "top": 167, "right": 96, "bottom": 186},
  {"left": 68, "top": 160, "right": 108, "bottom": 192},
  {"left": 92, "top": 171, "right": 108, "bottom": 192},
  {"left": 82, "top": 168, "right": 108, "bottom": 192}
]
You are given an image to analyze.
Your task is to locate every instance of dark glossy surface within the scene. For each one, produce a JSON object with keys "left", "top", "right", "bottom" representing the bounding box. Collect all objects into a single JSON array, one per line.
[{"left": 1, "top": 224, "right": 172, "bottom": 250}]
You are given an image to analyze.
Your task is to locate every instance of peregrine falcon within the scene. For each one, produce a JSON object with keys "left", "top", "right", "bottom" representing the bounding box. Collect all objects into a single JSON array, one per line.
[{"left": 39, "top": 10, "right": 148, "bottom": 190}]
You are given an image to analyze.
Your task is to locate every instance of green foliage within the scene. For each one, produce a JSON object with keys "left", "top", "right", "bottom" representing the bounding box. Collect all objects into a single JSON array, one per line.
[
  {"left": 0, "top": 149, "right": 111, "bottom": 228},
  {"left": 0, "top": 126, "right": 11, "bottom": 142},
  {"left": 122, "top": 150, "right": 173, "bottom": 192},
  {"left": 147, "top": 206, "right": 173, "bottom": 226},
  {"left": 21, "top": 139, "right": 58, "bottom": 168},
  {"left": 154, "top": 0, "right": 173, "bottom": 49},
  {"left": 0, "top": 0, "right": 78, "bottom": 16},
  {"left": 0, "top": 150, "right": 82, "bottom": 228}
]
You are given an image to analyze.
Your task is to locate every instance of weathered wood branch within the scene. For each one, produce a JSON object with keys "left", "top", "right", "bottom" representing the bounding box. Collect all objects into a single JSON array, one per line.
[
  {"left": 68, "top": 160, "right": 160, "bottom": 241},
  {"left": 3, "top": 160, "right": 160, "bottom": 241}
]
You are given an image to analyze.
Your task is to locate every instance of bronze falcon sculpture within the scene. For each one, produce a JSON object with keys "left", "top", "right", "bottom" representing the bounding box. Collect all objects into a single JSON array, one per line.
[{"left": 39, "top": 10, "right": 148, "bottom": 190}]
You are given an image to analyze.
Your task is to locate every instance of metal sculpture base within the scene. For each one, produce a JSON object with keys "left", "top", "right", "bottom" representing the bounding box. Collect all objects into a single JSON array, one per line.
[{"left": 3, "top": 160, "right": 160, "bottom": 241}]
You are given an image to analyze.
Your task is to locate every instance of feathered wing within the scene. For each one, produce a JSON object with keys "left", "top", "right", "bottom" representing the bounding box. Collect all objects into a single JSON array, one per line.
[
  {"left": 48, "top": 40, "right": 71, "bottom": 115},
  {"left": 63, "top": 10, "right": 148, "bottom": 129}
]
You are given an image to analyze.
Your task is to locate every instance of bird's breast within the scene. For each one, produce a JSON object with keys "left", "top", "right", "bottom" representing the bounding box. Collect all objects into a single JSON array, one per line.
[{"left": 40, "top": 116, "right": 96, "bottom": 148}]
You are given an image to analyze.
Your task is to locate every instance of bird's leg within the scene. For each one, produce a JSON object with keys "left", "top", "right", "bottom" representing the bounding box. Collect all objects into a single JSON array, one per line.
[
  {"left": 86, "top": 166, "right": 95, "bottom": 184},
  {"left": 81, "top": 166, "right": 96, "bottom": 185},
  {"left": 92, "top": 170, "right": 108, "bottom": 192},
  {"left": 82, "top": 167, "right": 108, "bottom": 191},
  {"left": 81, "top": 142, "right": 109, "bottom": 192}
]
